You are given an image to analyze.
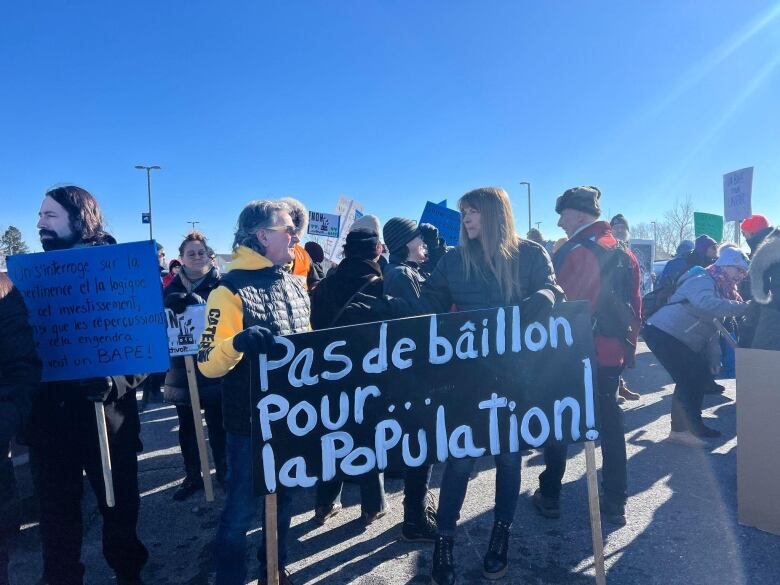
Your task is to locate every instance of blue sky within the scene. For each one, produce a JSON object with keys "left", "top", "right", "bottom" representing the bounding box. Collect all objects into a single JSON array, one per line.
[{"left": 2, "top": 1, "right": 779, "bottom": 255}]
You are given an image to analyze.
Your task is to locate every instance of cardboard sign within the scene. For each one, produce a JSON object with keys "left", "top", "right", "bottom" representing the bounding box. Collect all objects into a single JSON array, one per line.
[
  {"left": 736, "top": 348, "right": 780, "bottom": 535},
  {"left": 250, "top": 302, "right": 598, "bottom": 495},
  {"left": 166, "top": 304, "right": 206, "bottom": 356},
  {"left": 420, "top": 201, "right": 460, "bottom": 246},
  {"left": 7, "top": 241, "right": 169, "bottom": 382},
  {"left": 307, "top": 211, "right": 341, "bottom": 238},
  {"left": 323, "top": 196, "right": 365, "bottom": 262},
  {"left": 723, "top": 167, "right": 753, "bottom": 222},
  {"left": 629, "top": 239, "right": 655, "bottom": 297},
  {"left": 694, "top": 212, "right": 724, "bottom": 242}
]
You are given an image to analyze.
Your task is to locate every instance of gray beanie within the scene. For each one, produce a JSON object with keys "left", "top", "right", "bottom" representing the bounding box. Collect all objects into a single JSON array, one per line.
[{"left": 383, "top": 217, "right": 420, "bottom": 254}]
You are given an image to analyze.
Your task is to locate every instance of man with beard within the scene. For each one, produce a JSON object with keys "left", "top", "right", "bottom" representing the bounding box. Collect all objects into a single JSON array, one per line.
[{"left": 31, "top": 186, "right": 148, "bottom": 585}]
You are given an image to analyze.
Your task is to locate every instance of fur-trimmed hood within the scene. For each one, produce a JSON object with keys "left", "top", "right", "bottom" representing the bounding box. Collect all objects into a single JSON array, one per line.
[{"left": 750, "top": 227, "right": 780, "bottom": 304}]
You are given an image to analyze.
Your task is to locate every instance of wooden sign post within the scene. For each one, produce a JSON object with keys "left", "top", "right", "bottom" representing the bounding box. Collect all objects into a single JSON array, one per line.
[
  {"left": 94, "top": 402, "right": 115, "bottom": 508},
  {"left": 265, "top": 493, "right": 279, "bottom": 585},
  {"left": 585, "top": 441, "right": 607, "bottom": 585},
  {"left": 184, "top": 355, "right": 215, "bottom": 502}
]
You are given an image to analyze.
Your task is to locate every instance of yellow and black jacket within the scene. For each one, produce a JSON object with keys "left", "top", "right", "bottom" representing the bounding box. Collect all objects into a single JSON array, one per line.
[{"left": 197, "top": 246, "right": 310, "bottom": 436}]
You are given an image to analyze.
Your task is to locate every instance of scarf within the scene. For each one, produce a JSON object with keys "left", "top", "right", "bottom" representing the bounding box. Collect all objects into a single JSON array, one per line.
[{"left": 706, "top": 265, "right": 742, "bottom": 301}]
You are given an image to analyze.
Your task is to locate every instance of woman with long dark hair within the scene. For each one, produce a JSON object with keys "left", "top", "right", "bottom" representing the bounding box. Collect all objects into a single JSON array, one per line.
[{"left": 163, "top": 231, "right": 226, "bottom": 500}]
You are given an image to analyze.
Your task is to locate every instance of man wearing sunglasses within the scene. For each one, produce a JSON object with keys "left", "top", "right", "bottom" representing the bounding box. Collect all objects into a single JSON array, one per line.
[{"left": 198, "top": 199, "right": 310, "bottom": 585}]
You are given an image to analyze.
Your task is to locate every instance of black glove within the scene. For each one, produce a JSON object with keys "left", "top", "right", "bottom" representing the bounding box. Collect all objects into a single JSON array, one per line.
[
  {"left": 164, "top": 292, "right": 205, "bottom": 314},
  {"left": 79, "top": 377, "right": 114, "bottom": 402},
  {"left": 521, "top": 289, "right": 555, "bottom": 322},
  {"left": 232, "top": 326, "right": 276, "bottom": 355}
]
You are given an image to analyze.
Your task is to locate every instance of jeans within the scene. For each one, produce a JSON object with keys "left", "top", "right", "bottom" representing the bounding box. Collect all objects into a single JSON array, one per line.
[
  {"left": 175, "top": 401, "right": 226, "bottom": 480},
  {"left": 436, "top": 452, "right": 522, "bottom": 536},
  {"left": 719, "top": 334, "right": 736, "bottom": 378},
  {"left": 643, "top": 325, "right": 710, "bottom": 432},
  {"left": 214, "top": 433, "right": 293, "bottom": 585},
  {"left": 540, "top": 364, "right": 627, "bottom": 506},
  {"left": 315, "top": 472, "right": 386, "bottom": 518},
  {"left": 404, "top": 464, "right": 433, "bottom": 520}
]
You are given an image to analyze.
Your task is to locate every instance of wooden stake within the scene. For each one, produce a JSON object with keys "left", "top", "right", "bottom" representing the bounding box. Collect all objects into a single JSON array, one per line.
[
  {"left": 184, "top": 355, "right": 214, "bottom": 502},
  {"left": 266, "top": 493, "right": 279, "bottom": 585},
  {"left": 94, "top": 402, "right": 115, "bottom": 508},
  {"left": 585, "top": 441, "right": 607, "bottom": 585},
  {"left": 713, "top": 319, "right": 738, "bottom": 349}
]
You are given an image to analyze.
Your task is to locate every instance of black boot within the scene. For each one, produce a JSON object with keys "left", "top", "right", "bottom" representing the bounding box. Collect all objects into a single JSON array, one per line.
[
  {"left": 483, "top": 520, "right": 510, "bottom": 580},
  {"left": 172, "top": 475, "right": 204, "bottom": 501},
  {"left": 431, "top": 535, "right": 456, "bottom": 585}
]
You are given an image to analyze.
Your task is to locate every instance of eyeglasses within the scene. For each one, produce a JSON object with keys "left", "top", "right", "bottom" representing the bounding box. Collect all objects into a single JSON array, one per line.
[{"left": 263, "top": 224, "right": 297, "bottom": 237}]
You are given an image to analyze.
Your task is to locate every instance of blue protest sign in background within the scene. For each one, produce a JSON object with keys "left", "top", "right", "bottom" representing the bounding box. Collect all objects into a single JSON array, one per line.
[
  {"left": 419, "top": 201, "right": 460, "bottom": 246},
  {"left": 7, "top": 240, "right": 169, "bottom": 382}
]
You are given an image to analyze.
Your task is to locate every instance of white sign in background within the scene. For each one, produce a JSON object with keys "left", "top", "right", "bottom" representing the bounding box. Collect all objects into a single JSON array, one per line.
[
  {"left": 166, "top": 304, "right": 206, "bottom": 356},
  {"left": 323, "top": 196, "right": 365, "bottom": 262},
  {"left": 307, "top": 211, "right": 341, "bottom": 238},
  {"left": 723, "top": 167, "right": 753, "bottom": 222}
]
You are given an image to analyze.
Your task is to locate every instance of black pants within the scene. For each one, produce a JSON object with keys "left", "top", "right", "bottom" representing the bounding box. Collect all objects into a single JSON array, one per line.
[
  {"left": 0, "top": 401, "right": 21, "bottom": 585},
  {"left": 29, "top": 393, "right": 148, "bottom": 585},
  {"left": 643, "top": 325, "right": 710, "bottom": 432},
  {"left": 403, "top": 464, "right": 433, "bottom": 520},
  {"left": 175, "top": 401, "right": 226, "bottom": 479},
  {"left": 540, "top": 365, "right": 627, "bottom": 506}
]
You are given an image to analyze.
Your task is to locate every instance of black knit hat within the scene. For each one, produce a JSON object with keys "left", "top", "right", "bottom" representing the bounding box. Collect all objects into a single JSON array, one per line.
[
  {"left": 383, "top": 217, "right": 420, "bottom": 254},
  {"left": 343, "top": 228, "right": 379, "bottom": 259},
  {"left": 555, "top": 186, "right": 602, "bottom": 217},
  {"left": 610, "top": 213, "right": 629, "bottom": 231}
]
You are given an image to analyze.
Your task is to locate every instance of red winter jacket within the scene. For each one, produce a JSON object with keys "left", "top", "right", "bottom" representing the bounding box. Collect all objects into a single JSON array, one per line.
[{"left": 553, "top": 221, "right": 642, "bottom": 367}]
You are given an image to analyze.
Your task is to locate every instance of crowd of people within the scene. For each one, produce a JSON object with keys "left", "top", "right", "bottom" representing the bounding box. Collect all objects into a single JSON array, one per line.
[{"left": 0, "top": 183, "right": 778, "bottom": 585}]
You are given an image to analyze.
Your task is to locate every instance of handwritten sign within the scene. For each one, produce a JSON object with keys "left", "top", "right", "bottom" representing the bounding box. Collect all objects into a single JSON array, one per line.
[
  {"left": 723, "top": 167, "right": 753, "bottom": 222},
  {"left": 307, "top": 211, "right": 341, "bottom": 238},
  {"left": 166, "top": 304, "right": 206, "bottom": 356},
  {"left": 250, "top": 302, "right": 597, "bottom": 495},
  {"left": 7, "top": 241, "right": 169, "bottom": 382},
  {"left": 694, "top": 212, "right": 724, "bottom": 242},
  {"left": 420, "top": 201, "right": 461, "bottom": 246}
]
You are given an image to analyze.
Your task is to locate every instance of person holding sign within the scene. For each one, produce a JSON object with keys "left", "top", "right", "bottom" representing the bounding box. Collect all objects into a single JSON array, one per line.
[
  {"left": 163, "top": 231, "right": 226, "bottom": 501},
  {"left": 28, "top": 186, "right": 149, "bottom": 585},
  {"left": 347, "top": 187, "right": 563, "bottom": 584},
  {"left": 0, "top": 273, "right": 41, "bottom": 585},
  {"left": 198, "top": 200, "right": 310, "bottom": 585}
]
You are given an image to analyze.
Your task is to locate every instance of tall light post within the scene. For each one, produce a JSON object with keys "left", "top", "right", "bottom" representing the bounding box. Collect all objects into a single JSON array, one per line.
[
  {"left": 188, "top": 220, "right": 200, "bottom": 231},
  {"left": 651, "top": 220, "right": 658, "bottom": 252},
  {"left": 535, "top": 221, "right": 542, "bottom": 231},
  {"left": 519, "top": 181, "right": 532, "bottom": 233},
  {"left": 134, "top": 165, "right": 161, "bottom": 240}
]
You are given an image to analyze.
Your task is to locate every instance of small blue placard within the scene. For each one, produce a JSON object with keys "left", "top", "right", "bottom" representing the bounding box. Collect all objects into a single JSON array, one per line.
[
  {"left": 420, "top": 201, "right": 461, "bottom": 246},
  {"left": 7, "top": 241, "right": 170, "bottom": 382}
]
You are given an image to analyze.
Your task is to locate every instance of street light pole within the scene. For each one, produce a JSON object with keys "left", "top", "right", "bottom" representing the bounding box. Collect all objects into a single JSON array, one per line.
[
  {"left": 535, "top": 221, "right": 542, "bottom": 230},
  {"left": 519, "top": 181, "right": 531, "bottom": 233},
  {"left": 651, "top": 220, "right": 658, "bottom": 252},
  {"left": 135, "top": 165, "right": 161, "bottom": 241},
  {"left": 189, "top": 221, "right": 200, "bottom": 231}
]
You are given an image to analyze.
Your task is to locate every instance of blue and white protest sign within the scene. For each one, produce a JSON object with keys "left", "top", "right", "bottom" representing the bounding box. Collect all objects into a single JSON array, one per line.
[
  {"left": 723, "top": 167, "right": 753, "bottom": 222},
  {"left": 420, "top": 201, "right": 461, "bottom": 246},
  {"left": 7, "top": 240, "right": 169, "bottom": 382},
  {"left": 166, "top": 304, "right": 206, "bottom": 356},
  {"left": 307, "top": 211, "right": 341, "bottom": 238}
]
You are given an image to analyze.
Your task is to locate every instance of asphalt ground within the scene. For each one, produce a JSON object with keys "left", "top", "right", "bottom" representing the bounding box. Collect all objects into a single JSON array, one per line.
[{"left": 9, "top": 343, "right": 780, "bottom": 584}]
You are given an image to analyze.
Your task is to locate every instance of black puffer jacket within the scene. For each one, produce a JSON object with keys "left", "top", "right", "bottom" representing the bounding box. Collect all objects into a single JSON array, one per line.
[
  {"left": 0, "top": 274, "right": 41, "bottom": 436},
  {"left": 749, "top": 228, "right": 780, "bottom": 350},
  {"left": 383, "top": 254, "right": 425, "bottom": 301},
  {"left": 399, "top": 240, "right": 562, "bottom": 314},
  {"left": 163, "top": 268, "right": 222, "bottom": 405},
  {"left": 310, "top": 258, "right": 383, "bottom": 329}
]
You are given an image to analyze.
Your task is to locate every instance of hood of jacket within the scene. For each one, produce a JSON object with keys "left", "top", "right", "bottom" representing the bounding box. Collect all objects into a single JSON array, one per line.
[
  {"left": 224, "top": 245, "right": 274, "bottom": 273},
  {"left": 310, "top": 257, "right": 383, "bottom": 329},
  {"left": 750, "top": 227, "right": 780, "bottom": 304},
  {"left": 747, "top": 226, "right": 775, "bottom": 255},
  {"left": 570, "top": 220, "right": 613, "bottom": 244}
]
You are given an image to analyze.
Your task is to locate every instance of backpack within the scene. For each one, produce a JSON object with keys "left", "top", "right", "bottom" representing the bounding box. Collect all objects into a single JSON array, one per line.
[
  {"left": 554, "top": 238, "right": 638, "bottom": 345},
  {"left": 641, "top": 282, "right": 676, "bottom": 322}
]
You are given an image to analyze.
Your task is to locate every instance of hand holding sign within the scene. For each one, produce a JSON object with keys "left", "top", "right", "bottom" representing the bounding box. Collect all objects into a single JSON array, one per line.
[{"left": 233, "top": 325, "right": 276, "bottom": 355}]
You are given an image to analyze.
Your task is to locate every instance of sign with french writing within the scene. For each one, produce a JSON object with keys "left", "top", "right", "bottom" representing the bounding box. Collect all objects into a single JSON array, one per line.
[
  {"left": 307, "top": 211, "right": 341, "bottom": 238},
  {"left": 250, "top": 302, "right": 597, "bottom": 495},
  {"left": 420, "top": 201, "right": 461, "bottom": 246},
  {"left": 7, "top": 241, "right": 169, "bottom": 382},
  {"left": 723, "top": 167, "right": 753, "bottom": 222},
  {"left": 166, "top": 304, "right": 206, "bottom": 356}
]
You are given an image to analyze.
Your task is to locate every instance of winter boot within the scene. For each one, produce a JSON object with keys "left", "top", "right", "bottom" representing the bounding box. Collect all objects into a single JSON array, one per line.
[
  {"left": 431, "top": 535, "right": 456, "bottom": 585},
  {"left": 483, "top": 520, "right": 511, "bottom": 579}
]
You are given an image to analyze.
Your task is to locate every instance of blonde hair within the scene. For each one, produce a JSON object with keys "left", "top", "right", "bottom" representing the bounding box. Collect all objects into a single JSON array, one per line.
[{"left": 458, "top": 187, "right": 522, "bottom": 303}]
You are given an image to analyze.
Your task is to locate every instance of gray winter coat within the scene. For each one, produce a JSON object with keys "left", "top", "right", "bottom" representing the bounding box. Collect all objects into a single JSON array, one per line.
[{"left": 647, "top": 266, "right": 748, "bottom": 366}]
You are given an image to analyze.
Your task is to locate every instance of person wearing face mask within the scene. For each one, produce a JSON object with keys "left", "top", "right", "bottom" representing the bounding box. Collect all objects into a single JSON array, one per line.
[
  {"left": 31, "top": 186, "right": 148, "bottom": 585},
  {"left": 198, "top": 200, "right": 310, "bottom": 585},
  {"left": 162, "top": 231, "right": 226, "bottom": 501},
  {"left": 644, "top": 246, "right": 750, "bottom": 447}
]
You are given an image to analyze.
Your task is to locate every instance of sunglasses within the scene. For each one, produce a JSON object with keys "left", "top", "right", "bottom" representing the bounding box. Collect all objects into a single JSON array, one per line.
[{"left": 264, "top": 224, "right": 297, "bottom": 237}]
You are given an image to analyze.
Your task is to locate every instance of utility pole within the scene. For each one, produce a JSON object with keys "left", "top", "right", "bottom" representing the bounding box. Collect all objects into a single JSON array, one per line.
[
  {"left": 519, "top": 181, "right": 532, "bottom": 232},
  {"left": 188, "top": 221, "right": 200, "bottom": 231},
  {"left": 134, "top": 165, "right": 161, "bottom": 240},
  {"left": 651, "top": 221, "right": 658, "bottom": 253},
  {"left": 535, "top": 221, "right": 542, "bottom": 230}
]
